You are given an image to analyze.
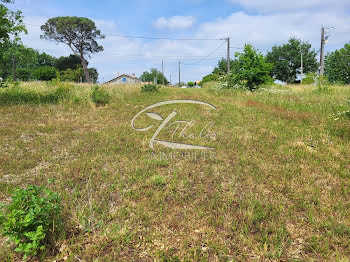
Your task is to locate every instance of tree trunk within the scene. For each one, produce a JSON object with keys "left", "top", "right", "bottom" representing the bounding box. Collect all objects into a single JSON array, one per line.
[{"left": 81, "top": 57, "right": 91, "bottom": 84}]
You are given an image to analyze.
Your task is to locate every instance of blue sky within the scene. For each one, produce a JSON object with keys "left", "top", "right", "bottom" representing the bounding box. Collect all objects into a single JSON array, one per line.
[{"left": 10, "top": 0, "right": 350, "bottom": 83}]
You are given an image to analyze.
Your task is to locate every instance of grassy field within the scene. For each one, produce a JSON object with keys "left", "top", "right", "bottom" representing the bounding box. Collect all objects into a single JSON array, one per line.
[{"left": 0, "top": 82, "right": 350, "bottom": 261}]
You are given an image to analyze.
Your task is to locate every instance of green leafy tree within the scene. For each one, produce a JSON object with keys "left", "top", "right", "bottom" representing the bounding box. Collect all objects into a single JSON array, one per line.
[
  {"left": 0, "top": 42, "right": 40, "bottom": 79},
  {"left": 62, "top": 67, "right": 98, "bottom": 83},
  {"left": 0, "top": 0, "right": 26, "bottom": 42},
  {"left": 38, "top": 52, "right": 56, "bottom": 67},
  {"left": 54, "top": 54, "right": 82, "bottom": 71},
  {"left": 325, "top": 43, "right": 350, "bottom": 84},
  {"left": 16, "top": 67, "right": 32, "bottom": 81},
  {"left": 212, "top": 58, "right": 239, "bottom": 75},
  {"left": 232, "top": 44, "right": 273, "bottom": 90},
  {"left": 33, "top": 66, "right": 58, "bottom": 81},
  {"left": 140, "top": 68, "right": 169, "bottom": 85},
  {"left": 62, "top": 68, "right": 82, "bottom": 82},
  {"left": 55, "top": 55, "right": 98, "bottom": 82},
  {"left": 266, "top": 38, "right": 318, "bottom": 84},
  {"left": 88, "top": 68, "right": 98, "bottom": 83},
  {"left": 41, "top": 16, "right": 104, "bottom": 83}
]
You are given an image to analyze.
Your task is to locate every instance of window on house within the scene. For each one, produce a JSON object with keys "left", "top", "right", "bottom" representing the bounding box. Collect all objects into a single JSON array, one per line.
[{"left": 122, "top": 77, "right": 126, "bottom": 82}]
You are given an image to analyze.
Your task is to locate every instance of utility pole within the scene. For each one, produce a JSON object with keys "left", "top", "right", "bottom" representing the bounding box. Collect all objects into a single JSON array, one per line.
[
  {"left": 300, "top": 49, "right": 303, "bottom": 83},
  {"left": 227, "top": 37, "right": 230, "bottom": 75},
  {"left": 155, "top": 69, "right": 158, "bottom": 84},
  {"left": 162, "top": 60, "right": 164, "bottom": 85},
  {"left": 12, "top": 55, "right": 16, "bottom": 81},
  {"left": 178, "top": 61, "right": 181, "bottom": 86},
  {"left": 320, "top": 26, "right": 325, "bottom": 76}
]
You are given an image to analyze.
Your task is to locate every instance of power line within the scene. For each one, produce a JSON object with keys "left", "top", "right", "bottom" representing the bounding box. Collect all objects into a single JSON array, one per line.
[
  {"left": 230, "top": 46, "right": 268, "bottom": 51},
  {"left": 37, "top": 47, "right": 227, "bottom": 59},
  {"left": 182, "top": 41, "right": 226, "bottom": 65},
  {"left": 23, "top": 23, "right": 224, "bottom": 41},
  {"left": 33, "top": 47, "right": 228, "bottom": 62},
  {"left": 104, "top": 33, "right": 224, "bottom": 41},
  {"left": 91, "top": 57, "right": 226, "bottom": 63},
  {"left": 95, "top": 53, "right": 227, "bottom": 58}
]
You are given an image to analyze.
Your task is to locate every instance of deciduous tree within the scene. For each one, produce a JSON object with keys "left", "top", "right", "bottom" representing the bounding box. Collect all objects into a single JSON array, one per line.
[
  {"left": 0, "top": 0, "right": 26, "bottom": 42},
  {"left": 140, "top": 68, "right": 169, "bottom": 85},
  {"left": 266, "top": 38, "right": 318, "bottom": 84},
  {"left": 54, "top": 55, "right": 82, "bottom": 71},
  {"left": 212, "top": 58, "right": 239, "bottom": 75},
  {"left": 0, "top": 42, "right": 40, "bottom": 79},
  {"left": 325, "top": 43, "right": 350, "bottom": 84},
  {"left": 232, "top": 44, "right": 273, "bottom": 90}
]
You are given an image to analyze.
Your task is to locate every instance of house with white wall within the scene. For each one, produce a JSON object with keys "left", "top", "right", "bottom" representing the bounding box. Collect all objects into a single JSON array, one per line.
[{"left": 105, "top": 74, "right": 142, "bottom": 85}]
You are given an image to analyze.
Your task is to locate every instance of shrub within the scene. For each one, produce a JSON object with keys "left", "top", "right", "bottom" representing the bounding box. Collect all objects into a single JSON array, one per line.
[
  {"left": 91, "top": 85, "right": 110, "bottom": 106},
  {"left": 200, "top": 74, "right": 219, "bottom": 85},
  {"left": 232, "top": 44, "right": 273, "bottom": 91},
  {"left": 141, "top": 84, "right": 161, "bottom": 92},
  {"left": 53, "top": 84, "right": 74, "bottom": 102},
  {"left": 303, "top": 73, "right": 317, "bottom": 85},
  {"left": 187, "top": 81, "right": 195, "bottom": 87},
  {"left": 0, "top": 185, "right": 62, "bottom": 259},
  {"left": 62, "top": 68, "right": 84, "bottom": 82},
  {"left": 17, "top": 68, "right": 33, "bottom": 81},
  {"left": 33, "top": 66, "right": 58, "bottom": 81}
]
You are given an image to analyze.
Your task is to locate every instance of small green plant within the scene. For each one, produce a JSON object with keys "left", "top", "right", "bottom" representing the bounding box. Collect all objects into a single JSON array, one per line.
[
  {"left": 91, "top": 85, "right": 110, "bottom": 106},
  {"left": 303, "top": 73, "right": 317, "bottom": 84},
  {"left": 316, "top": 75, "right": 332, "bottom": 93},
  {"left": 0, "top": 80, "right": 9, "bottom": 88},
  {"left": 141, "top": 84, "right": 161, "bottom": 92},
  {"left": 0, "top": 185, "right": 62, "bottom": 259}
]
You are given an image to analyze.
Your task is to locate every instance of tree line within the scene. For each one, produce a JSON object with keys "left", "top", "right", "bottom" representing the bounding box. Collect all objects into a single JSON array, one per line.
[
  {"left": 1, "top": 0, "right": 102, "bottom": 83},
  {"left": 1, "top": 0, "right": 349, "bottom": 86},
  {"left": 206, "top": 38, "right": 350, "bottom": 87},
  {"left": 0, "top": 42, "right": 99, "bottom": 82}
]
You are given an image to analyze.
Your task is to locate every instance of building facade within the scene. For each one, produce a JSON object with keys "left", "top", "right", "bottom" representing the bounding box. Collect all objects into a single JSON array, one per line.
[{"left": 105, "top": 74, "right": 142, "bottom": 85}]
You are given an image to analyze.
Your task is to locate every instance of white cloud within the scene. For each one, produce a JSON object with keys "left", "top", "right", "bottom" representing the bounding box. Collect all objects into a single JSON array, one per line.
[
  {"left": 227, "top": 0, "right": 350, "bottom": 14},
  {"left": 20, "top": 7, "right": 350, "bottom": 84},
  {"left": 154, "top": 16, "right": 196, "bottom": 30},
  {"left": 195, "top": 11, "right": 350, "bottom": 50},
  {"left": 228, "top": 0, "right": 350, "bottom": 13}
]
